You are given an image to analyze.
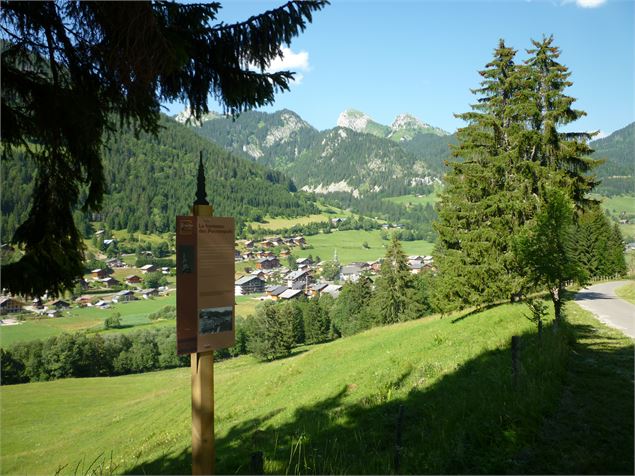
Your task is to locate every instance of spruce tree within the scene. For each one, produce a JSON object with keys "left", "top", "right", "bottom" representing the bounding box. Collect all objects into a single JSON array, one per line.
[
  {"left": 373, "top": 235, "right": 415, "bottom": 323},
  {"left": 434, "top": 40, "right": 531, "bottom": 311}
]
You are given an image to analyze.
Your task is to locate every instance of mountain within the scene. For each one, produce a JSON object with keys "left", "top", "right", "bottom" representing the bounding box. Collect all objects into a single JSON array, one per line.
[
  {"left": 185, "top": 108, "right": 454, "bottom": 197},
  {"left": 591, "top": 122, "right": 634, "bottom": 195},
  {"left": 0, "top": 115, "right": 318, "bottom": 242},
  {"left": 336, "top": 109, "right": 449, "bottom": 140}
]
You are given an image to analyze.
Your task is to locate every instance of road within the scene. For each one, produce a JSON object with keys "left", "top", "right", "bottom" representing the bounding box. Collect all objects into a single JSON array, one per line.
[{"left": 574, "top": 280, "right": 635, "bottom": 339}]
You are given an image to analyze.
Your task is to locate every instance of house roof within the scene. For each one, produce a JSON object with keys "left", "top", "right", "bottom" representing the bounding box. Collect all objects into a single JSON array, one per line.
[
  {"left": 140, "top": 288, "right": 158, "bottom": 294},
  {"left": 310, "top": 283, "right": 328, "bottom": 292},
  {"left": 271, "top": 285, "right": 289, "bottom": 296},
  {"left": 279, "top": 289, "right": 303, "bottom": 299},
  {"left": 140, "top": 264, "right": 155, "bottom": 270},
  {"left": 341, "top": 264, "right": 364, "bottom": 275},
  {"left": 287, "top": 269, "right": 310, "bottom": 281},
  {"left": 235, "top": 275, "right": 263, "bottom": 285},
  {"left": 116, "top": 290, "right": 134, "bottom": 296},
  {"left": 322, "top": 284, "right": 342, "bottom": 297}
]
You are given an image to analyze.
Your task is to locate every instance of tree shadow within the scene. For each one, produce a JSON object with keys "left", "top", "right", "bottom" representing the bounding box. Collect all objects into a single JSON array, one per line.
[{"left": 122, "top": 319, "right": 633, "bottom": 475}]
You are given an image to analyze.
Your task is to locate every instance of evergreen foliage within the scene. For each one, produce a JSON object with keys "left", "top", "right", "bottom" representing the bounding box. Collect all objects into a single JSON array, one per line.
[
  {"left": 433, "top": 37, "right": 605, "bottom": 312},
  {"left": 0, "top": 0, "right": 327, "bottom": 297}
]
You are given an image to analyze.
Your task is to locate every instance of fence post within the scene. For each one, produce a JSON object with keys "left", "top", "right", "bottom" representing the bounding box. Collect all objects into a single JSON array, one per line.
[
  {"left": 538, "top": 319, "right": 543, "bottom": 341},
  {"left": 394, "top": 404, "right": 405, "bottom": 473},
  {"left": 250, "top": 451, "right": 264, "bottom": 475},
  {"left": 511, "top": 335, "right": 520, "bottom": 388}
]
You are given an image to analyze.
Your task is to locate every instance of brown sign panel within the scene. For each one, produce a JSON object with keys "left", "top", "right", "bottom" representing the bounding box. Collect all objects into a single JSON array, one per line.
[{"left": 176, "top": 216, "right": 235, "bottom": 354}]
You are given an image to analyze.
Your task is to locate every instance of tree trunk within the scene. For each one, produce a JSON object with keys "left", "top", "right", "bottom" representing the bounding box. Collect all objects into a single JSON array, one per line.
[{"left": 551, "top": 285, "right": 562, "bottom": 323}]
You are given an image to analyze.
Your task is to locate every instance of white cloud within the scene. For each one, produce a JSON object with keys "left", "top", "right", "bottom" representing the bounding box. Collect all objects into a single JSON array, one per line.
[
  {"left": 267, "top": 47, "right": 310, "bottom": 73},
  {"left": 594, "top": 130, "right": 608, "bottom": 139},
  {"left": 575, "top": 0, "right": 607, "bottom": 8}
]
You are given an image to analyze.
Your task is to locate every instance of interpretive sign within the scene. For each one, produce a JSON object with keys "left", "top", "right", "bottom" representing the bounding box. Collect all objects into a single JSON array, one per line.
[{"left": 176, "top": 215, "right": 235, "bottom": 354}]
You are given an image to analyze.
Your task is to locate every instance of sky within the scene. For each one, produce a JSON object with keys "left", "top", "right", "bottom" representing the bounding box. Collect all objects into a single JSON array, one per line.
[{"left": 165, "top": 0, "right": 635, "bottom": 137}]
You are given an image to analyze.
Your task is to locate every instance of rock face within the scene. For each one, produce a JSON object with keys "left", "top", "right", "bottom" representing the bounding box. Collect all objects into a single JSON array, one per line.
[
  {"left": 173, "top": 107, "right": 220, "bottom": 126},
  {"left": 390, "top": 113, "right": 449, "bottom": 139},
  {"left": 336, "top": 109, "right": 448, "bottom": 140}
]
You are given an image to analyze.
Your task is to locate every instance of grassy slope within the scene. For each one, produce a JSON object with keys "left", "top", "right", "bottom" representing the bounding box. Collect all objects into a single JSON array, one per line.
[
  {"left": 294, "top": 229, "right": 434, "bottom": 263},
  {"left": 384, "top": 192, "right": 439, "bottom": 208},
  {"left": 615, "top": 281, "right": 635, "bottom": 304},
  {"left": 2, "top": 300, "right": 632, "bottom": 475}
]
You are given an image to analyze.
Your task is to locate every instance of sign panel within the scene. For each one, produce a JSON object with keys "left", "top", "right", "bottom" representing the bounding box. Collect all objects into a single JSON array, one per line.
[{"left": 176, "top": 216, "right": 235, "bottom": 354}]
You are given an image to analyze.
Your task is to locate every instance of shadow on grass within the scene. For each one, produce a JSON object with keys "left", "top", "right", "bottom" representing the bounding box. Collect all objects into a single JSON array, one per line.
[{"left": 124, "top": 318, "right": 634, "bottom": 475}]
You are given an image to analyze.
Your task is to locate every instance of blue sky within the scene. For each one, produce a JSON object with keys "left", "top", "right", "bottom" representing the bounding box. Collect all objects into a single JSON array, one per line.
[{"left": 166, "top": 0, "right": 634, "bottom": 136}]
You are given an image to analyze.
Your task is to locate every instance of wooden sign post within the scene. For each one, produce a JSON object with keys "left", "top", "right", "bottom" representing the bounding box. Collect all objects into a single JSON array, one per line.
[{"left": 176, "top": 154, "right": 235, "bottom": 475}]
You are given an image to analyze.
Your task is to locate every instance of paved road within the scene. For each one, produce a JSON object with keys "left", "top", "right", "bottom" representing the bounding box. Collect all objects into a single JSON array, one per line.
[{"left": 574, "top": 280, "right": 635, "bottom": 339}]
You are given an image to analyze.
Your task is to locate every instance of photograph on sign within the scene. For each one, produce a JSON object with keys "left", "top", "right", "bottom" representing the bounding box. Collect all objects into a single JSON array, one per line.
[
  {"left": 199, "top": 306, "right": 233, "bottom": 335},
  {"left": 178, "top": 245, "right": 195, "bottom": 274}
]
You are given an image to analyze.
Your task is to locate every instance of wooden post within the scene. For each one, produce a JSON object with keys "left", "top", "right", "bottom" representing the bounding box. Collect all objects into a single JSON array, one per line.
[
  {"left": 511, "top": 335, "right": 520, "bottom": 388},
  {"left": 191, "top": 152, "right": 215, "bottom": 475},
  {"left": 393, "top": 404, "right": 405, "bottom": 473},
  {"left": 538, "top": 319, "right": 543, "bottom": 341},
  {"left": 250, "top": 451, "right": 264, "bottom": 475},
  {"left": 192, "top": 351, "right": 214, "bottom": 475}
]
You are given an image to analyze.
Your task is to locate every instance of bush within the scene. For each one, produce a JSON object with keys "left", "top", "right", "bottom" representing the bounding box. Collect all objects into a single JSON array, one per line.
[{"left": 104, "top": 312, "right": 122, "bottom": 329}]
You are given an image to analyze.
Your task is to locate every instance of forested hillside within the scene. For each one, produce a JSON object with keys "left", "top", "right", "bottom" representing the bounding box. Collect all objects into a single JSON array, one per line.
[
  {"left": 592, "top": 122, "right": 634, "bottom": 195},
  {"left": 183, "top": 109, "right": 445, "bottom": 197},
  {"left": 0, "top": 116, "right": 318, "bottom": 243}
]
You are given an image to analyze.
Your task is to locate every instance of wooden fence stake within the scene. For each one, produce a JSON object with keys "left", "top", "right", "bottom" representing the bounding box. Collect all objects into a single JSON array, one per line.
[{"left": 511, "top": 335, "right": 520, "bottom": 388}]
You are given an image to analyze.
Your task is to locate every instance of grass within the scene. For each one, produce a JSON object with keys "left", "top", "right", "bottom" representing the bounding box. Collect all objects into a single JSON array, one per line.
[
  {"left": 615, "top": 281, "right": 635, "bottom": 305},
  {"left": 249, "top": 213, "right": 347, "bottom": 231},
  {"left": 384, "top": 191, "right": 440, "bottom": 208},
  {"left": 1, "top": 293, "right": 261, "bottom": 347},
  {"left": 295, "top": 229, "right": 434, "bottom": 264},
  {"left": 597, "top": 194, "right": 635, "bottom": 217},
  {"left": 0, "top": 295, "right": 177, "bottom": 348},
  {"left": 2, "top": 298, "right": 631, "bottom": 474}
]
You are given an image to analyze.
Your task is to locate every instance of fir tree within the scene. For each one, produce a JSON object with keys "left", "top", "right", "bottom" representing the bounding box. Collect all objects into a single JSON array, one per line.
[
  {"left": 373, "top": 235, "right": 415, "bottom": 324},
  {"left": 1, "top": 0, "right": 328, "bottom": 297},
  {"left": 434, "top": 40, "right": 531, "bottom": 311}
]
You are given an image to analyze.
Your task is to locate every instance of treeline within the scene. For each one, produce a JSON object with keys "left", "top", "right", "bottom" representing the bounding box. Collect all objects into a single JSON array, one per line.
[
  {"left": 1, "top": 237, "right": 433, "bottom": 383},
  {"left": 242, "top": 215, "right": 381, "bottom": 241},
  {"left": 591, "top": 122, "right": 634, "bottom": 196},
  {"left": 0, "top": 115, "right": 318, "bottom": 243}
]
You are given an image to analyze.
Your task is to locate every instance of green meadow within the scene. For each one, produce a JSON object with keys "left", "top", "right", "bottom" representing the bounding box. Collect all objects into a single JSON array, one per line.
[
  {"left": 295, "top": 229, "right": 434, "bottom": 264},
  {"left": 615, "top": 281, "right": 635, "bottom": 305},
  {"left": 2, "top": 300, "right": 632, "bottom": 475},
  {"left": 1, "top": 294, "right": 261, "bottom": 347},
  {"left": 384, "top": 191, "right": 440, "bottom": 208}
]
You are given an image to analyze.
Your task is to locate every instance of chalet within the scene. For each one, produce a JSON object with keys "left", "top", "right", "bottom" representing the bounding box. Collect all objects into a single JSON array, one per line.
[
  {"left": 91, "top": 268, "right": 108, "bottom": 279},
  {"left": 0, "top": 297, "right": 24, "bottom": 315},
  {"left": 94, "top": 229, "right": 105, "bottom": 236},
  {"left": 265, "top": 285, "right": 287, "bottom": 300},
  {"left": 293, "top": 236, "right": 306, "bottom": 246},
  {"left": 32, "top": 297, "right": 44, "bottom": 309},
  {"left": 309, "top": 282, "right": 328, "bottom": 297},
  {"left": 340, "top": 264, "right": 365, "bottom": 283},
  {"left": 330, "top": 217, "right": 344, "bottom": 226},
  {"left": 140, "top": 264, "right": 157, "bottom": 274},
  {"left": 50, "top": 299, "right": 70, "bottom": 309},
  {"left": 279, "top": 249, "right": 291, "bottom": 258},
  {"left": 113, "top": 290, "right": 135, "bottom": 303},
  {"left": 46, "top": 309, "right": 60, "bottom": 318},
  {"left": 95, "top": 300, "right": 110, "bottom": 309},
  {"left": 370, "top": 259, "right": 383, "bottom": 273},
  {"left": 126, "top": 275, "right": 142, "bottom": 285},
  {"left": 140, "top": 288, "right": 159, "bottom": 299},
  {"left": 279, "top": 288, "right": 303, "bottom": 300},
  {"left": 408, "top": 261, "right": 424, "bottom": 274},
  {"left": 245, "top": 240, "right": 255, "bottom": 249},
  {"left": 256, "top": 257, "right": 280, "bottom": 270},
  {"left": 287, "top": 269, "right": 314, "bottom": 290},
  {"left": 75, "top": 295, "right": 93, "bottom": 306},
  {"left": 106, "top": 257, "right": 124, "bottom": 268},
  {"left": 260, "top": 240, "right": 275, "bottom": 249},
  {"left": 235, "top": 250, "right": 242, "bottom": 261},
  {"left": 242, "top": 252, "right": 256, "bottom": 260},
  {"left": 258, "top": 251, "right": 275, "bottom": 258},
  {"left": 99, "top": 277, "right": 120, "bottom": 287},
  {"left": 235, "top": 275, "right": 265, "bottom": 295},
  {"left": 296, "top": 257, "right": 313, "bottom": 266},
  {"left": 408, "top": 255, "right": 423, "bottom": 262},
  {"left": 322, "top": 284, "right": 342, "bottom": 298},
  {"left": 103, "top": 238, "right": 117, "bottom": 246}
]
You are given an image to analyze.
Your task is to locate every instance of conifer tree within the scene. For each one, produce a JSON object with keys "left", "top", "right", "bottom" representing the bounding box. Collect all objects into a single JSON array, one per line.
[
  {"left": 434, "top": 40, "right": 531, "bottom": 311},
  {"left": 523, "top": 36, "right": 601, "bottom": 206},
  {"left": 373, "top": 235, "right": 415, "bottom": 323},
  {"left": 1, "top": 0, "right": 327, "bottom": 297}
]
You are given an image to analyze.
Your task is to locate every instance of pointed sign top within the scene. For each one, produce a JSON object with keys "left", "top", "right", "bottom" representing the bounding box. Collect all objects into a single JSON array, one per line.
[{"left": 194, "top": 151, "right": 209, "bottom": 206}]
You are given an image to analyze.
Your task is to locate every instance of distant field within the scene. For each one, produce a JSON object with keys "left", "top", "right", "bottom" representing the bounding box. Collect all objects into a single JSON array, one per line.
[
  {"left": 1, "top": 300, "right": 631, "bottom": 475},
  {"left": 1, "top": 292, "right": 262, "bottom": 347},
  {"left": 250, "top": 212, "right": 347, "bottom": 231},
  {"left": 615, "top": 281, "right": 635, "bottom": 305},
  {"left": 294, "top": 229, "right": 434, "bottom": 264},
  {"left": 384, "top": 191, "right": 439, "bottom": 208},
  {"left": 598, "top": 195, "right": 635, "bottom": 216}
]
